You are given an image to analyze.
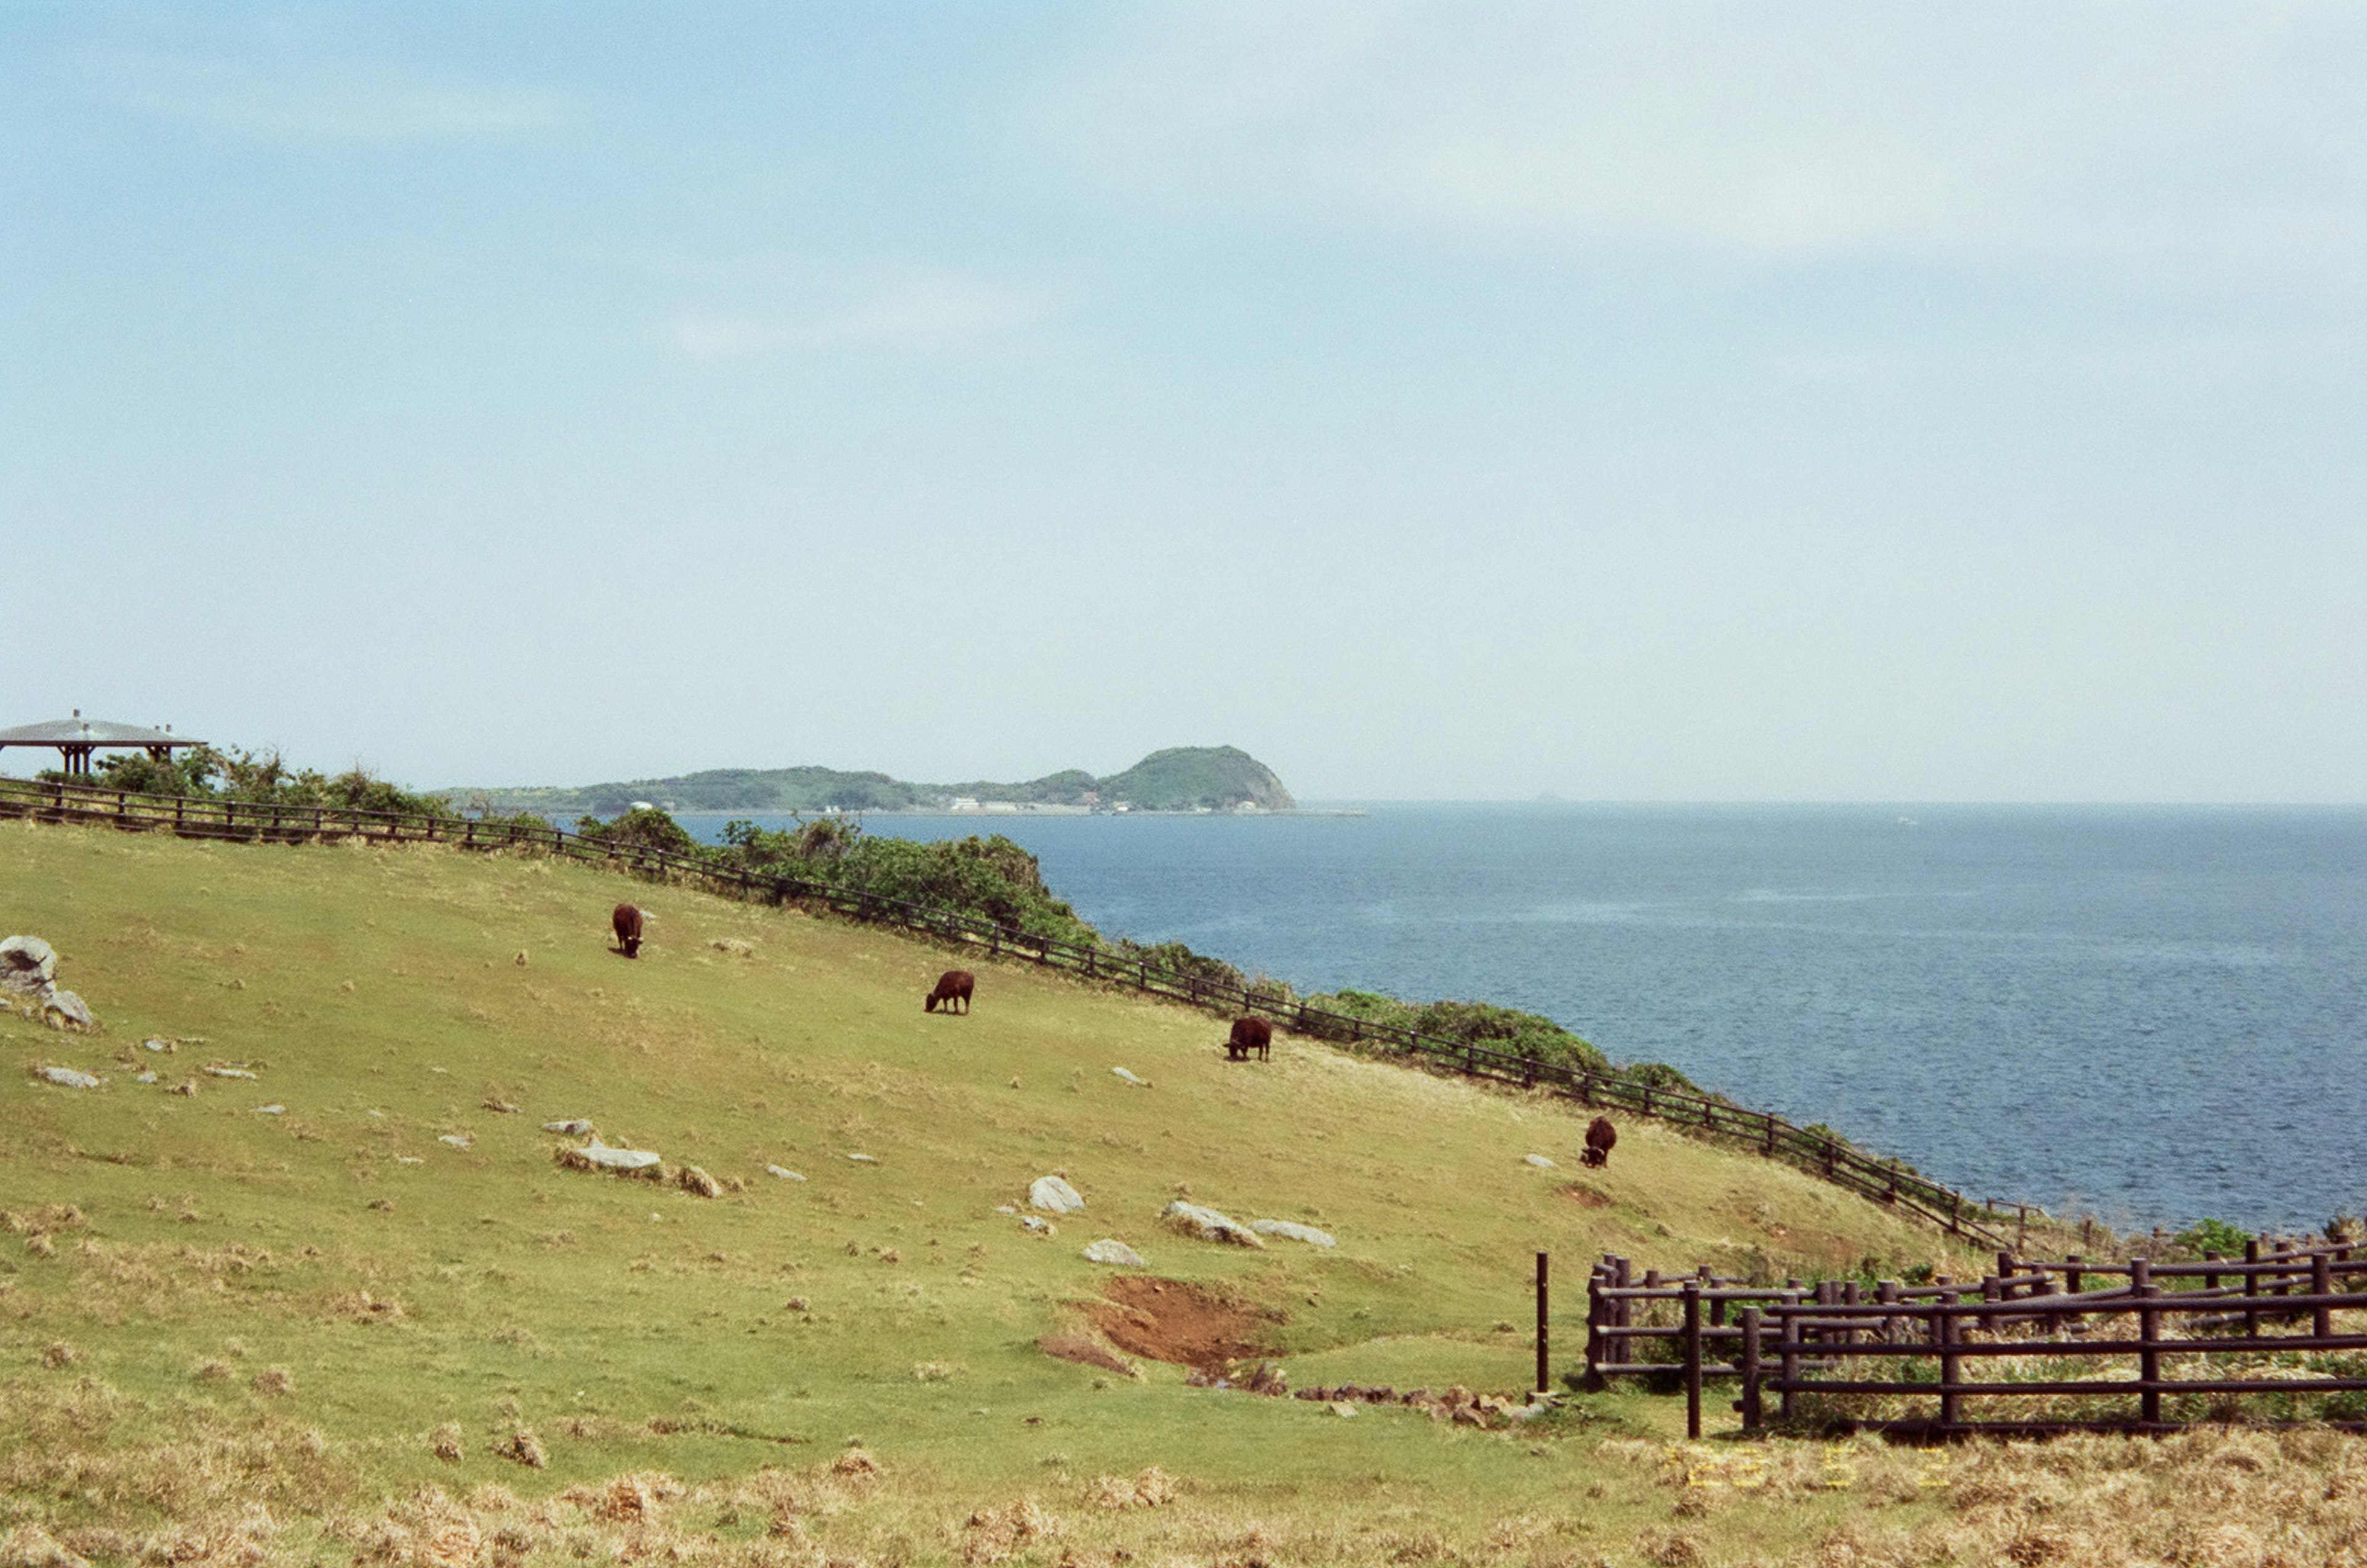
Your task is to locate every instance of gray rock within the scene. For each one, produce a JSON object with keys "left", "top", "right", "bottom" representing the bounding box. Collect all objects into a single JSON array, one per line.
[
  {"left": 542, "top": 1119, "right": 595, "bottom": 1135},
  {"left": 1251, "top": 1219, "right": 1337, "bottom": 1248},
  {"left": 766, "top": 1165, "right": 807, "bottom": 1182},
  {"left": 134, "top": 1071, "right": 158, "bottom": 1084},
  {"left": 205, "top": 1065, "right": 259, "bottom": 1080},
  {"left": 1161, "top": 1199, "right": 1265, "bottom": 1248},
  {"left": 36, "top": 1064, "right": 100, "bottom": 1088},
  {"left": 1082, "top": 1238, "right": 1147, "bottom": 1267},
  {"left": 0, "top": 935, "right": 57, "bottom": 990},
  {"left": 42, "top": 990, "right": 95, "bottom": 1031},
  {"left": 1110, "top": 1066, "right": 1148, "bottom": 1087},
  {"left": 847, "top": 1153, "right": 878, "bottom": 1164},
  {"left": 1029, "top": 1175, "right": 1086, "bottom": 1214},
  {"left": 438, "top": 1133, "right": 473, "bottom": 1149},
  {"left": 1021, "top": 1215, "right": 1056, "bottom": 1235},
  {"left": 256, "top": 1104, "right": 287, "bottom": 1116},
  {"left": 1523, "top": 1154, "right": 1556, "bottom": 1170},
  {"left": 560, "top": 1140, "right": 661, "bottom": 1172}
]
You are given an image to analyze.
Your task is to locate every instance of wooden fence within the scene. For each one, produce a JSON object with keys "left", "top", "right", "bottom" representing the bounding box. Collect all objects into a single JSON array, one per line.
[
  {"left": 0, "top": 774, "right": 2013, "bottom": 1244},
  {"left": 1588, "top": 1240, "right": 2367, "bottom": 1438}
]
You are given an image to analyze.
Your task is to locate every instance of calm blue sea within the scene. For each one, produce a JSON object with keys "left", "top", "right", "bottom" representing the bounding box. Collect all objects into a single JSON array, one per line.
[{"left": 689, "top": 805, "right": 2367, "bottom": 1231}]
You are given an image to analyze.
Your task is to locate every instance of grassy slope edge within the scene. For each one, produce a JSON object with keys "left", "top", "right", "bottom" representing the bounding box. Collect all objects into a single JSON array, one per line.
[{"left": 7, "top": 819, "right": 2335, "bottom": 1567}]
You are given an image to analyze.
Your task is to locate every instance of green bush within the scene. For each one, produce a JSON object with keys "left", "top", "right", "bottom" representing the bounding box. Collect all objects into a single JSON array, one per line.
[
  {"left": 67, "top": 745, "right": 452, "bottom": 817},
  {"left": 575, "top": 806, "right": 703, "bottom": 857},
  {"left": 2175, "top": 1217, "right": 2254, "bottom": 1257},
  {"left": 1301, "top": 989, "right": 1609, "bottom": 1075}
]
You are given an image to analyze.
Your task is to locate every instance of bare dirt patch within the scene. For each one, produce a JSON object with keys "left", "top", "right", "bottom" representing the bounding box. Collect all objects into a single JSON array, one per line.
[
  {"left": 1036, "top": 1333, "right": 1137, "bottom": 1378},
  {"left": 1081, "top": 1277, "right": 1283, "bottom": 1373},
  {"left": 1559, "top": 1182, "right": 1612, "bottom": 1209}
]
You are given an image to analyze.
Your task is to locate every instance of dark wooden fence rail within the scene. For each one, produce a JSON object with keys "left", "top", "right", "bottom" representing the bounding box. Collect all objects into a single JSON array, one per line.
[
  {"left": 0, "top": 774, "right": 2010, "bottom": 1243},
  {"left": 1588, "top": 1241, "right": 2367, "bottom": 1437}
]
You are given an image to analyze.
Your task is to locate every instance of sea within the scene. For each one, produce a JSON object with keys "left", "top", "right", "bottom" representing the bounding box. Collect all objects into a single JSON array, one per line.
[{"left": 687, "top": 804, "right": 2366, "bottom": 1233}]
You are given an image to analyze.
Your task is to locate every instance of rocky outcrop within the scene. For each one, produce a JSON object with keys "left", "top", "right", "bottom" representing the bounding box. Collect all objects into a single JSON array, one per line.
[
  {"left": 0, "top": 936, "right": 57, "bottom": 992},
  {"left": 1249, "top": 1219, "right": 1336, "bottom": 1248},
  {"left": 554, "top": 1140, "right": 663, "bottom": 1180},
  {"left": 1082, "top": 1238, "right": 1147, "bottom": 1267},
  {"left": 1160, "top": 1199, "right": 1264, "bottom": 1247},
  {"left": 1029, "top": 1175, "right": 1086, "bottom": 1214}
]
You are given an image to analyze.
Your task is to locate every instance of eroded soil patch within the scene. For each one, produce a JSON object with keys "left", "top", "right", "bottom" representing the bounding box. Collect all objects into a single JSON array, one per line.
[
  {"left": 1558, "top": 1182, "right": 1611, "bottom": 1209},
  {"left": 1082, "top": 1277, "right": 1282, "bottom": 1373}
]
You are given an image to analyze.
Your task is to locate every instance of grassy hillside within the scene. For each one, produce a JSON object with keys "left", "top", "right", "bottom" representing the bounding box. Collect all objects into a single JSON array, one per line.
[{"left": 4, "top": 818, "right": 2312, "bottom": 1567}]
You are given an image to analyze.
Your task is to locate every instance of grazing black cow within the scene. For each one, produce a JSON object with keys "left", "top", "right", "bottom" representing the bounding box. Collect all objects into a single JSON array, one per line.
[
  {"left": 611, "top": 903, "right": 645, "bottom": 958},
  {"left": 1226, "top": 1016, "right": 1272, "bottom": 1062},
  {"left": 925, "top": 969, "right": 975, "bottom": 1015},
  {"left": 1583, "top": 1116, "right": 1617, "bottom": 1169}
]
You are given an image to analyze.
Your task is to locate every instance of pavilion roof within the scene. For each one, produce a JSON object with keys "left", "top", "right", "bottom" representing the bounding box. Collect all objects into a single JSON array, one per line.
[{"left": 0, "top": 717, "right": 203, "bottom": 748}]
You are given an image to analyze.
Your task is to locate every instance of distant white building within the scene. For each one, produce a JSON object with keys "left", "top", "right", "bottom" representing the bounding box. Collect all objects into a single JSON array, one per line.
[{"left": 950, "top": 797, "right": 980, "bottom": 812}]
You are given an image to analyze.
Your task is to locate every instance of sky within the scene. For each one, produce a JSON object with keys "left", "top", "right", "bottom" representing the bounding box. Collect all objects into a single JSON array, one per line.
[{"left": 4, "top": 2, "right": 2363, "bottom": 802}]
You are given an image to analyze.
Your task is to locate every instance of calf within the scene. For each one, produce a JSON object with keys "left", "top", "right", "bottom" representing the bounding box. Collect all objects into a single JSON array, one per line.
[
  {"left": 925, "top": 969, "right": 975, "bottom": 1015},
  {"left": 1582, "top": 1116, "right": 1616, "bottom": 1169},
  {"left": 1225, "top": 1016, "right": 1272, "bottom": 1062},
  {"left": 611, "top": 903, "right": 645, "bottom": 959}
]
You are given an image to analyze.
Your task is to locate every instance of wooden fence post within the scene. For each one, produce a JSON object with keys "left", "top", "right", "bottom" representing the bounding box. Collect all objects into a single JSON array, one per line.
[
  {"left": 2133, "top": 1257, "right": 2161, "bottom": 1427},
  {"left": 1535, "top": 1252, "right": 1550, "bottom": 1396},
  {"left": 2316, "top": 1251, "right": 2334, "bottom": 1340},
  {"left": 1738, "top": 1307, "right": 1763, "bottom": 1433},
  {"left": 2244, "top": 1239, "right": 2261, "bottom": 1337},
  {"left": 1935, "top": 1296, "right": 1960, "bottom": 1432},
  {"left": 1682, "top": 1280, "right": 1703, "bottom": 1439},
  {"left": 1778, "top": 1303, "right": 1801, "bottom": 1424}
]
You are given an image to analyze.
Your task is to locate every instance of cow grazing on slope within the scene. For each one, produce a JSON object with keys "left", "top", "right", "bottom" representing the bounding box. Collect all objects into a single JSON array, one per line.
[
  {"left": 611, "top": 903, "right": 645, "bottom": 959},
  {"left": 1226, "top": 1016, "right": 1272, "bottom": 1062},
  {"left": 1583, "top": 1116, "right": 1617, "bottom": 1169},
  {"left": 925, "top": 970, "right": 975, "bottom": 1015}
]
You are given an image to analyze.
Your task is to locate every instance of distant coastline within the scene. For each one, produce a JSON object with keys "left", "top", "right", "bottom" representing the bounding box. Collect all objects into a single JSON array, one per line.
[{"left": 445, "top": 743, "right": 1301, "bottom": 819}]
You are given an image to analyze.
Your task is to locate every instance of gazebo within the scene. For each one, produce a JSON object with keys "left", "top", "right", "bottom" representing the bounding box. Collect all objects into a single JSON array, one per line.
[{"left": 0, "top": 712, "right": 206, "bottom": 777}]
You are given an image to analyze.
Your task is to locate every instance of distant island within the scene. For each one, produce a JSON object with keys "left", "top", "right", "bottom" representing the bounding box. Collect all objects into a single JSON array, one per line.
[{"left": 448, "top": 745, "right": 1298, "bottom": 818}]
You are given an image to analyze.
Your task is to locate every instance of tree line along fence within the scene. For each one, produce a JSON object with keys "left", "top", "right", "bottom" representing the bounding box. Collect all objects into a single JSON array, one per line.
[
  {"left": 1587, "top": 1239, "right": 2367, "bottom": 1440},
  {"left": 1, "top": 774, "right": 2014, "bottom": 1245}
]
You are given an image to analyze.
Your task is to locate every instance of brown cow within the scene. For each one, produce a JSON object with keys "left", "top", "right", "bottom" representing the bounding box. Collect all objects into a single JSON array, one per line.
[
  {"left": 611, "top": 903, "right": 644, "bottom": 958},
  {"left": 1225, "top": 1016, "right": 1272, "bottom": 1062},
  {"left": 1582, "top": 1116, "right": 1616, "bottom": 1168},
  {"left": 925, "top": 969, "right": 975, "bottom": 1015}
]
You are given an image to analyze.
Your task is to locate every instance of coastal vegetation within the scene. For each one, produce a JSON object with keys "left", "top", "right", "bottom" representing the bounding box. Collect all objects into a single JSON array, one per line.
[{"left": 449, "top": 743, "right": 1297, "bottom": 817}]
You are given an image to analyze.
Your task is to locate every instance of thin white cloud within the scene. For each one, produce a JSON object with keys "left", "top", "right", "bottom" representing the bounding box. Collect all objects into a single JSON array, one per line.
[
  {"left": 101, "top": 53, "right": 570, "bottom": 141},
  {"left": 668, "top": 274, "right": 1056, "bottom": 361},
  {"left": 1045, "top": 2, "right": 2367, "bottom": 293}
]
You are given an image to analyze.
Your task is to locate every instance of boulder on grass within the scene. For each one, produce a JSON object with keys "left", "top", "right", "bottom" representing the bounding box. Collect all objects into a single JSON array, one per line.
[
  {"left": 1250, "top": 1219, "right": 1336, "bottom": 1248},
  {"left": 1160, "top": 1199, "right": 1264, "bottom": 1248},
  {"left": 1082, "top": 1238, "right": 1147, "bottom": 1267},
  {"left": 41, "top": 990, "right": 96, "bottom": 1032},
  {"left": 0, "top": 936, "right": 57, "bottom": 992},
  {"left": 1029, "top": 1175, "right": 1086, "bottom": 1214},
  {"left": 554, "top": 1140, "right": 664, "bottom": 1181}
]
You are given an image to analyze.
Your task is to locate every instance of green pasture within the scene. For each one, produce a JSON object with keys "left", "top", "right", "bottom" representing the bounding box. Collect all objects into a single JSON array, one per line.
[{"left": 0, "top": 817, "right": 1988, "bottom": 1559}]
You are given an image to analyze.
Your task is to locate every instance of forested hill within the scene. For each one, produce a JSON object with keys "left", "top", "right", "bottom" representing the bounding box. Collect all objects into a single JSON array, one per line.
[{"left": 449, "top": 745, "right": 1296, "bottom": 817}]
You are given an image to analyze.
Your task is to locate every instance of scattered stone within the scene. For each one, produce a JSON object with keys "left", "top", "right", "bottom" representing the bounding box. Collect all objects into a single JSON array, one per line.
[
  {"left": 766, "top": 1165, "right": 807, "bottom": 1182},
  {"left": 42, "top": 990, "right": 96, "bottom": 1032},
  {"left": 141, "top": 1037, "right": 174, "bottom": 1053},
  {"left": 170, "top": 1081, "right": 197, "bottom": 1097},
  {"left": 438, "top": 1133, "right": 473, "bottom": 1149},
  {"left": 256, "top": 1105, "right": 286, "bottom": 1116},
  {"left": 1330, "top": 1402, "right": 1359, "bottom": 1418},
  {"left": 1250, "top": 1219, "right": 1336, "bottom": 1247},
  {"left": 0, "top": 935, "right": 57, "bottom": 990},
  {"left": 1021, "top": 1215, "right": 1056, "bottom": 1236},
  {"left": 35, "top": 1065, "right": 100, "bottom": 1089},
  {"left": 1245, "top": 1361, "right": 1289, "bottom": 1395},
  {"left": 709, "top": 937, "right": 755, "bottom": 957},
  {"left": 542, "top": 1119, "right": 594, "bottom": 1135},
  {"left": 205, "top": 1065, "right": 258, "bottom": 1080},
  {"left": 994, "top": 1204, "right": 1018, "bottom": 1215},
  {"left": 395, "top": 1155, "right": 422, "bottom": 1165},
  {"left": 481, "top": 1098, "right": 520, "bottom": 1114},
  {"left": 1160, "top": 1199, "right": 1265, "bottom": 1248},
  {"left": 677, "top": 1164, "right": 723, "bottom": 1199},
  {"left": 1523, "top": 1154, "right": 1557, "bottom": 1170},
  {"left": 1082, "top": 1239, "right": 1147, "bottom": 1267},
  {"left": 847, "top": 1153, "right": 878, "bottom": 1164},
  {"left": 1029, "top": 1175, "right": 1086, "bottom": 1214},
  {"left": 134, "top": 1071, "right": 157, "bottom": 1084},
  {"left": 1110, "top": 1066, "right": 1148, "bottom": 1087},
  {"left": 554, "top": 1140, "right": 663, "bottom": 1178}
]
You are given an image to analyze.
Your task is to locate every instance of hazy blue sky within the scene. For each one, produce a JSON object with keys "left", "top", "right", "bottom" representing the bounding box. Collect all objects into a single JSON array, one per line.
[{"left": 6, "top": 3, "right": 2361, "bottom": 801}]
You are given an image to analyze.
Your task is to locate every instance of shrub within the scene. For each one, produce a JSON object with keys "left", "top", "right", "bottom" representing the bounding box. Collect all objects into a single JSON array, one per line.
[
  {"left": 575, "top": 807, "right": 702, "bottom": 858},
  {"left": 2175, "top": 1217, "right": 2254, "bottom": 1257}
]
